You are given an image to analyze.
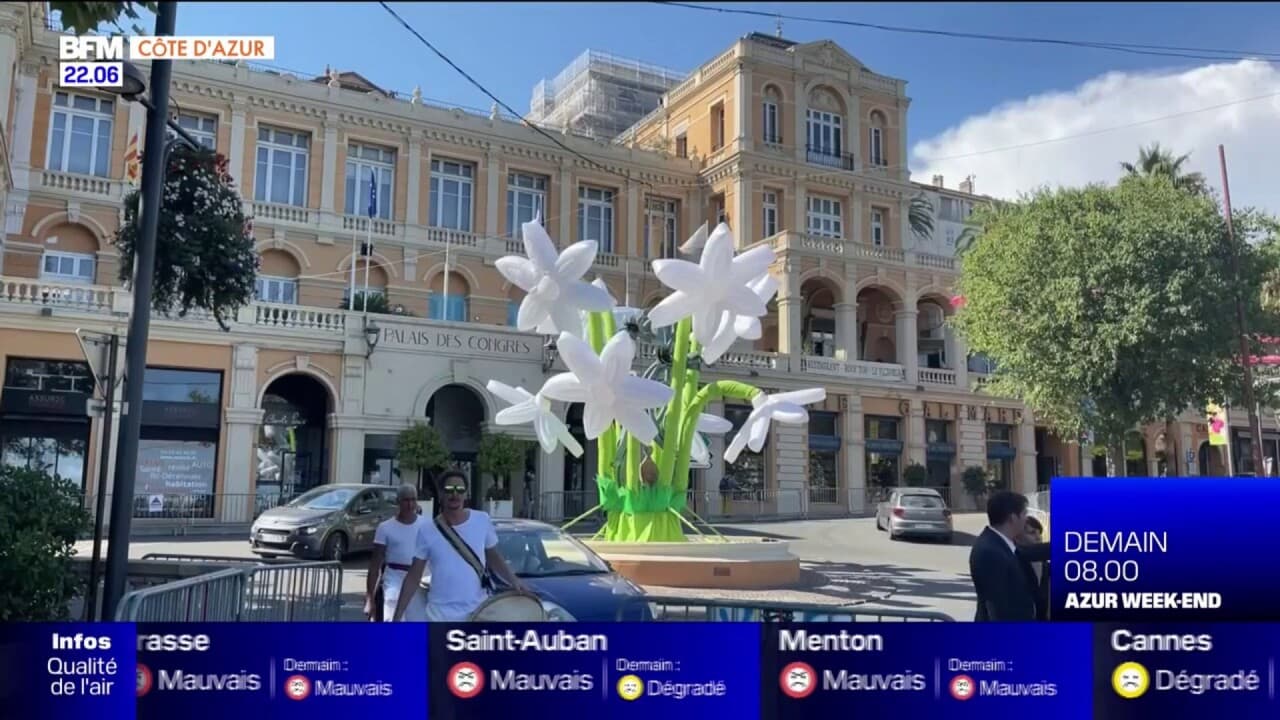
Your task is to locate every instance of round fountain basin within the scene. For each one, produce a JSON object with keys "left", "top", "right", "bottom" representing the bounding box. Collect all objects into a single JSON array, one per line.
[{"left": 586, "top": 537, "right": 800, "bottom": 589}]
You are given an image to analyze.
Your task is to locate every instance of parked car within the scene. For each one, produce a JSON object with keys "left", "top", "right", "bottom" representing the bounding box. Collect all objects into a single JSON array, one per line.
[
  {"left": 875, "top": 488, "right": 953, "bottom": 542},
  {"left": 250, "top": 484, "right": 399, "bottom": 560},
  {"left": 424, "top": 518, "right": 653, "bottom": 621}
]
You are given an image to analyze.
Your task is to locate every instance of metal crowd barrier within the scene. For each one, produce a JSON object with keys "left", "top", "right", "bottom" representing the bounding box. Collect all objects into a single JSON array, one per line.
[
  {"left": 115, "top": 568, "right": 247, "bottom": 622},
  {"left": 115, "top": 556, "right": 343, "bottom": 622},
  {"left": 624, "top": 595, "right": 955, "bottom": 622}
]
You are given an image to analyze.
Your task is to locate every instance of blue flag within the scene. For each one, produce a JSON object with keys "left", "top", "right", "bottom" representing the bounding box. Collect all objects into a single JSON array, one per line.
[{"left": 367, "top": 169, "right": 377, "bottom": 218}]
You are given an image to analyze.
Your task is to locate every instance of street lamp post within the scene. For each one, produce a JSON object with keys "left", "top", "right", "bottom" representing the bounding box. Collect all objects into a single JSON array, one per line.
[{"left": 99, "top": 1, "right": 178, "bottom": 621}]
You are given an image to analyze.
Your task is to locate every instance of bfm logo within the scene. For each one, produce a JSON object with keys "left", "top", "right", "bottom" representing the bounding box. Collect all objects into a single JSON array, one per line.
[{"left": 59, "top": 36, "right": 125, "bottom": 61}]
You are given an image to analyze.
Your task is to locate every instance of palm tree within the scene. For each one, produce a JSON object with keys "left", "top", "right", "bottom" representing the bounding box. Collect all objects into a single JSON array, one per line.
[
  {"left": 909, "top": 193, "right": 935, "bottom": 240},
  {"left": 1120, "top": 143, "right": 1208, "bottom": 196}
]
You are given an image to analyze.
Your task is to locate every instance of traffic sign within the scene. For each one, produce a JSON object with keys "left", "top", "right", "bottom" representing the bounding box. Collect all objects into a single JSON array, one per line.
[{"left": 75, "top": 329, "right": 126, "bottom": 396}]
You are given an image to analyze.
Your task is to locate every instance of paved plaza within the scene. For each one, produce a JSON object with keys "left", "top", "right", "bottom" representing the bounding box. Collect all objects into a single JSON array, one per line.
[{"left": 78, "top": 514, "right": 982, "bottom": 621}]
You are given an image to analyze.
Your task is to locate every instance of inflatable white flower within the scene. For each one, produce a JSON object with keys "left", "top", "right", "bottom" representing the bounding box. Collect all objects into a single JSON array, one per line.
[
  {"left": 486, "top": 380, "right": 584, "bottom": 457},
  {"left": 724, "top": 388, "right": 827, "bottom": 464},
  {"left": 540, "top": 331, "right": 673, "bottom": 442},
  {"left": 496, "top": 217, "right": 614, "bottom": 337},
  {"left": 648, "top": 222, "right": 775, "bottom": 346},
  {"left": 690, "top": 413, "right": 733, "bottom": 466},
  {"left": 700, "top": 272, "right": 780, "bottom": 364}
]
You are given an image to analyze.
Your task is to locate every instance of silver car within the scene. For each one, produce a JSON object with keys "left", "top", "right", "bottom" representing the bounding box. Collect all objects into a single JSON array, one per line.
[
  {"left": 875, "top": 488, "right": 953, "bottom": 542},
  {"left": 250, "top": 484, "right": 399, "bottom": 560}
]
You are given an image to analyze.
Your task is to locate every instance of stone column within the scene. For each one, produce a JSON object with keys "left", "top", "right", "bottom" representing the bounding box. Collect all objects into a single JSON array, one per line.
[
  {"left": 957, "top": 410, "right": 987, "bottom": 511},
  {"left": 794, "top": 185, "right": 807, "bottom": 235},
  {"left": 626, "top": 181, "right": 640, "bottom": 257},
  {"left": 558, "top": 166, "right": 574, "bottom": 242},
  {"left": 735, "top": 64, "right": 751, "bottom": 151},
  {"left": 793, "top": 78, "right": 807, "bottom": 163},
  {"left": 907, "top": 398, "right": 926, "bottom": 467},
  {"left": 11, "top": 72, "right": 37, "bottom": 183},
  {"left": 485, "top": 150, "right": 500, "bottom": 237},
  {"left": 850, "top": 196, "right": 862, "bottom": 242},
  {"left": 406, "top": 136, "right": 422, "bottom": 226},
  {"left": 895, "top": 308, "right": 919, "bottom": 384},
  {"left": 776, "top": 260, "right": 803, "bottom": 355},
  {"left": 733, "top": 174, "right": 751, "bottom": 244},
  {"left": 834, "top": 301, "right": 857, "bottom": 361},
  {"left": 0, "top": 39, "right": 16, "bottom": 130},
  {"left": 842, "top": 395, "right": 867, "bottom": 513},
  {"left": 320, "top": 121, "right": 338, "bottom": 213},
  {"left": 329, "top": 416, "right": 365, "bottom": 487},
  {"left": 899, "top": 198, "right": 913, "bottom": 250},
  {"left": 228, "top": 105, "right": 247, "bottom": 191},
  {"left": 1018, "top": 412, "right": 1038, "bottom": 493},
  {"left": 223, "top": 408, "right": 264, "bottom": 520},
  {"left": 773, "top": 421, "right": 808, "bottom": 515},
  {"left": 952, "top": 332, "right": 969, "bottom": 387},
  {"left": 897, "top": 102, "right": 911, "bottom": 182}
]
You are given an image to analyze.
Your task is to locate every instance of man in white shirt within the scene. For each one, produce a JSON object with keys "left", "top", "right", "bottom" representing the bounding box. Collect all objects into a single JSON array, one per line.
[
  {"left": 366, "top": 484, "right": 429, "bottom": 621},
  {"left": 394, "top": 470, "right": 527, "bottom": 622}
]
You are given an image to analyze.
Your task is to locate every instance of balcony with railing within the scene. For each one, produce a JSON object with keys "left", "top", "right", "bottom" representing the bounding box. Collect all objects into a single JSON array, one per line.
[
  {"left": 766, "top": 231, "right": 956, "bottom": 271},
  {"left": 805, "top": 145, "right": 856, "bottom": 171}
]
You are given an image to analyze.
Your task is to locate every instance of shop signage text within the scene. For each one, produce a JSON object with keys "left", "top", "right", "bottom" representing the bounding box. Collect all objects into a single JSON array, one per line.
[{"left": 379, "top": 326, "right": 539, "bottom": 361}]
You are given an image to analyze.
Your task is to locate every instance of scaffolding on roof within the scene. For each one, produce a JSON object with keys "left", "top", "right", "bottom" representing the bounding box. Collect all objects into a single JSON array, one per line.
[{"left": 527, "top": 50, "right": 687, "bottom": 142}]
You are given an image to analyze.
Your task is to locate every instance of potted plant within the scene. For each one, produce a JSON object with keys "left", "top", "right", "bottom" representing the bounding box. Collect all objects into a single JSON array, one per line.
[
  {"left": 396, "top": 422, "right": 449, "bottom": 514},
  {"left": 902, "top": 462, "right": 928, "bottom": 488},
  {"left": 961, "top": 465, "right": 992, "bottom": 511},
  {"left": 478, "top": 432, "right": 525, "bottom": 519}
]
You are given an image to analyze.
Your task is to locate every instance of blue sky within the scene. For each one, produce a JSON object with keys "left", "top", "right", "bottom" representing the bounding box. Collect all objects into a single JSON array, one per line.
[
  {"left": 104, "top": 2, "right": 1280, "bottom": 211},
  {"left": 162, "top": 2, "right": 1279, "bottom": 144}
]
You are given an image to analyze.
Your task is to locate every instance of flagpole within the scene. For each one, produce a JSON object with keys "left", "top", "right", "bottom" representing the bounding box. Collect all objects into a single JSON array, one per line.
[
  {"left": 1224, "top": 403, "right": 1236, "bottom": 476},
  {"left": 362, "top": 219, "right": 372, "bottom": 315},
  {"left": 348, "top": 230, "right": 358, "bottom": 311},
  {"left": 442, "top": 234, "right": 451, "bottom": 321}
]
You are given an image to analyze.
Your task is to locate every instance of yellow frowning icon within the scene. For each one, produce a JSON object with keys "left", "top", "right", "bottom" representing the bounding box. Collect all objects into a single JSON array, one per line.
[
  {"left": 1111, "top": 662, "right": 1150, "bottom": 699},
  {"left": 617, "top": 674, "right": 644, "bottom": 701}
]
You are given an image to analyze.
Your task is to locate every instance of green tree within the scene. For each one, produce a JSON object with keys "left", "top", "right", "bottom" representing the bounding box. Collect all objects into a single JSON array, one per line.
[
  {"left": 953, "top": 175, "right": 1239, "bottom": 470},
  {"left": 0, "top": 466, "right": 90, "bottom": 620},
  {"left": 338, "top": 292, "right": 400, "bottom": 315},
  {"left": 1120, "top": 142, "right": 1208, "bottom": 196},
  {"left": 116, "top": 146, "right": 258, "bottom": 331},
  {"left": 909, "top": 193, "right": 935, "bottom": 240},
  {"left": 477, "top": 432, "right": 527, "bottom": 501},
  {"left": 49, "top": 1, "right": 155, "bottom": 34},
  {"left": 396, "top": 422, "right": 450, "bottom": 491}
]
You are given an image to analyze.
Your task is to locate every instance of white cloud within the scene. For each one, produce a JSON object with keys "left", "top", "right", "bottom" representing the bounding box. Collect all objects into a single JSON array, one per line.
[{"left": 911, "top": 60, "right": 1280, "bottom": 213}]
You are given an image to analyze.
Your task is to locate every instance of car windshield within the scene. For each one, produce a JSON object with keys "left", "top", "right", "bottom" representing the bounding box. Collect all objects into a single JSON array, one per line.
[
  {"left": 287, "top": 487, "right": 356, "bottom": 510},
  {"left": 900, "top": 494, "right": 944, "bottom": 509},
  {"left": 495, "top": 526, "right": 611, "bottom": 578}
]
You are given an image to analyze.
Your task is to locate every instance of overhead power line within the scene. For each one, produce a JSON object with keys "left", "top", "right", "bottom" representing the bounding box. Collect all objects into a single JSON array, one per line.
[
  {"left": 652, "top": 2, "right": 1280, "bottom": 63},
  {"left": 377, "top": 2, "right": 659, "bottom": 190}
]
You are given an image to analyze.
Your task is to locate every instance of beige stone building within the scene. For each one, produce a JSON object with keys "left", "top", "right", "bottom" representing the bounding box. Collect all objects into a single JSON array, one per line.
[{"left": 0, "top": 6, "right": 1245, "bottom": 528}]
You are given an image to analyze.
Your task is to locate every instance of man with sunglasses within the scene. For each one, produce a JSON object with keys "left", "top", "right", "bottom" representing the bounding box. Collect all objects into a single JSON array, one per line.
[
  {"left": 366, "top": 484, "right": 429, "bottom": 621},
  {"left": 393, "top": 470, "right": 527, "bottom": 622}
]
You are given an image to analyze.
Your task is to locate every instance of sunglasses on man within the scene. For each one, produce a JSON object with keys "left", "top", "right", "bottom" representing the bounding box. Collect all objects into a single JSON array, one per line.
[{"left": 442, "top": 484, "right": 467, "bottom": 495}]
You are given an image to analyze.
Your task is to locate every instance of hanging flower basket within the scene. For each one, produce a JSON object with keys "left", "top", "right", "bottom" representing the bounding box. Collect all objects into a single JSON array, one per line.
[{"left": 115, "top": 144, "right": 258, "bottom": 330}]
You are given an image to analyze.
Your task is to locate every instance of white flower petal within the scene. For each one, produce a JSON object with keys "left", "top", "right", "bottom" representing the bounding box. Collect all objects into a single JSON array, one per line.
[
  {"left": 699, "top": 223, "right": 735, "bottom": 277},
  {"left": 690, "top": 304, "right": 722, "bottom": 347},
  {"left": 555, "top": 240, "right": 597, "bottom": 280},
  {"left": 554, "top": 333, "right": 604, "bottom": 384},
  {"left": 556, "top": 424, "right": 585, "bottom": 458},
  {"left": 773, "top": 388, "right": 827, "bottom": 406},
  {"left": 678, "top": 222, "right": 709, "bottom": 255},
  {"left": 691, "top": 433, "right": 710, "bottom": 464},
  {"left": 729, "top": 245, "right": 775, "bottom": 285},
  {"left": 724, "top": 431, "right": 750, "bottom": 464},
  {"left": 696, "top": 414, "right": 734, "bottom": 434},
  {"left": 495, "top": 403, "right": 539, "bottom": 425},
  {"left": 619, "top": 375, "right": 674, "bottom": 409},
  {"left": 615, "top": 404, "right": 660, "bottom": 444},
  {"left": 533, "top": 414, "right": 560, "bottom": 454},
  {"left": 770, "top": 407, "right": 810, "bottom": 425},
  {"left": 746, "top": 417, "right": 770, "bottom": 452},
  {"left": 549, "top": 302, "right": 586, "bottom": 339},
  {"left": 486, "top": 380, "right": 533, "bottom": 407},
  {"left": 540, "top": 373, "right": 590, "bottom": 403},
  {"left": 495, "top": 256, "right": 539, "bottom": 291},
  {"left": 522, "top": 219, "right": 559, "bottom": 272},
  {"left": 647, "top": 290, "right": 700, "bottom": 329},
  {"left": 516, "top": 292, "right": 552, "bottom": 332},
  {"left": 722, "top": 284, "right": 768, "bottom": 318},
  {"left": 700, "top": 313, "right": 738, "bottom": 365},
  {"left": 651, "top": 258, "right": 704, "bottom": 293},
  {"left": 582, "top": 401, "right": 613, "bottom": 439},
  {"left": 599, "top": 331, "right": 635, "bottom": 382},
  {"left": 560, "top": 280, "right": 616, "bottom": 311},
  {"left": 734, "top": 315, "right": 762, "bottom": 340}
]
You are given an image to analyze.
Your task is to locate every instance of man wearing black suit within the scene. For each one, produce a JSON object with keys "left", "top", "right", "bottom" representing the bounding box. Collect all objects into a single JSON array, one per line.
[
  {"left": 969, "top": 490, "right": 1037, "bottom": 621},
  {"left": 1017, "top": 516, "right": 1051, "bottom": 620}
]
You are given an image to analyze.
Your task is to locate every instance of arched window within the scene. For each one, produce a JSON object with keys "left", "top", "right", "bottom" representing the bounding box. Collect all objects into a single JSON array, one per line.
[
  {"left": 868, "top": 110, "right": 887, "bottom": 167},
  {"left": 761, "top": 86, "right": 781, "bottom": 144}
]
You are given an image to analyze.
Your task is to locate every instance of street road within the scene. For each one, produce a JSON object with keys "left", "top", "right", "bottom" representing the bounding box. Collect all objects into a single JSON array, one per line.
[{"left": 76, "top": 514, "right": 983, "bottom": 621}]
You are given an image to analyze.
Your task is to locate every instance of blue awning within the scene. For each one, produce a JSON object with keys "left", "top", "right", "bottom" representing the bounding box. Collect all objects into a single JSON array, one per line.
[
  {"left": 809, "top": 435, "right": 841, "bottom": 452},
  {"left": 866, "top": 438, "right": 904, "bottom": 455}
]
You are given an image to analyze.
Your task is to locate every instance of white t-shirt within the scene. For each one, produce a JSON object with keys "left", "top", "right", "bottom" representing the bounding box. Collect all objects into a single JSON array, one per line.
[
  {"left": 412, "top": 510, "right": 498, "bottom": 621},
  {"left": 374, "top": 515, "right": 427, "bottom": 568}
]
